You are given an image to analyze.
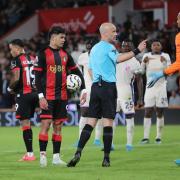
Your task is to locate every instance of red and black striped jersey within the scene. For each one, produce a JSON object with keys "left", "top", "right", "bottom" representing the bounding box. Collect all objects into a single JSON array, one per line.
[
  {"left": 34, "top": 47, "right": 78, "bottom": 100},
  {"left": 10, "top": 53, "right": 36, "bottom": 94}
]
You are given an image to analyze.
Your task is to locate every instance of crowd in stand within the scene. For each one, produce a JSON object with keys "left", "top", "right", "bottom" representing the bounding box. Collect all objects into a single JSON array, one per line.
[{"left": 0, "top": 0, "right": 119, "bottom": 37}]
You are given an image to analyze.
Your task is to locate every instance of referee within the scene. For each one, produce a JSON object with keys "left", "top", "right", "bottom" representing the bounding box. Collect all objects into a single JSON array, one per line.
[{"left": 67, "top": 22, "right": 146, "bottom": 167}]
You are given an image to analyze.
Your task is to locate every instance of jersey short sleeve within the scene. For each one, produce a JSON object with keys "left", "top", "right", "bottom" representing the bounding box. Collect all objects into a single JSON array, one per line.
[
  {"left": 163, "top": 53, "right": 171, "bottom": 66},
  {"left": 10, "top": 57, "right": 20, "bottom": 71},
  {"left": 108, "top": 46, "right": 119, "bottom": 63},
  {"left": 131, "top": 58, "right": 141, "bottom": 73},
  {"left": 34, "top": 51, "right": 46, "bottom": 71},
  {"left": 67, "top": 53, "right": 78, "bottom": 70},
  {"left": 77, "top": 53, "right": 84, "bottom": 66}
]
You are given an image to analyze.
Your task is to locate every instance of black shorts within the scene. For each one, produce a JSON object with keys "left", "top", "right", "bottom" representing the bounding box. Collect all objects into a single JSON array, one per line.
[
  {"left": 40, "top": 100, "right": 68, "bottom": 124},
  {"left": 88, "top": 81, "right": 117, "bottom": 119},
  {"left": 15, "top": 92, "right": 39, "bottom": 120}
]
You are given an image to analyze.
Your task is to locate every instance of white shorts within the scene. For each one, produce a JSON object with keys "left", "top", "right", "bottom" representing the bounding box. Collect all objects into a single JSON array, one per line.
[
  {"left": 80, "top": 89, "right": 91, "bottom": 108},
  {"left": 144, "top": 83, "right": 168, "bottom": 108},
  {"left": 116, "top": 85, "right": 135, "bottom": 114}
]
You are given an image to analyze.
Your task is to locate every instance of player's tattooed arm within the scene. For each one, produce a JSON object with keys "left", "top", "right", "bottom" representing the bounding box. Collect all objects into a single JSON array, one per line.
[{"left": 8, "top": 69, "right": 20, "bottom": 93}]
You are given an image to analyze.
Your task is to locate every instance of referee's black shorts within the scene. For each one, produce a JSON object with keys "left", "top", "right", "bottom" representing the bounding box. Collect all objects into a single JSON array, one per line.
[{"left": 88, "top": 81, "right": 117, "bottom": 119}]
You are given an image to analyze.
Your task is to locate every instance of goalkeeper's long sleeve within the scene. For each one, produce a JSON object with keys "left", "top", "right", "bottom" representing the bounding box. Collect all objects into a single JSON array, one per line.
[{"left": 164, "top": 32, "right": 180, "bottom": 75}]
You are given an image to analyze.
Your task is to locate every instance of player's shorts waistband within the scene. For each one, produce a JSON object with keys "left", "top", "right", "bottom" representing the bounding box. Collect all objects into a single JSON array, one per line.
[{"left": 93, "top": 80, "right": 116, "bottom": 86}]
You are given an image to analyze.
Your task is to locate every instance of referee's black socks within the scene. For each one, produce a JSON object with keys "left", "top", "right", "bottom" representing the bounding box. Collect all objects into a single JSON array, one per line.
[
  {"left": 103, "top": 126, "right": 113, "bottom": 159},
  {"left": 76, "top": 124, "right": 93, "bottom": 155}
]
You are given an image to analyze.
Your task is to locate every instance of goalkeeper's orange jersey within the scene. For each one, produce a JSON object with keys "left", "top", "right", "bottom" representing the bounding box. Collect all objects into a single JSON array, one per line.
[{"left": 164, "top": 32, "right": 180, "bottom": 75}]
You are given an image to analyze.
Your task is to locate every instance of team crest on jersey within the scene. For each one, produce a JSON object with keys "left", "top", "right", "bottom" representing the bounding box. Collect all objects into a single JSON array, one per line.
[{"left": 62, "top": 56, "right": 67, "bottom": 62}]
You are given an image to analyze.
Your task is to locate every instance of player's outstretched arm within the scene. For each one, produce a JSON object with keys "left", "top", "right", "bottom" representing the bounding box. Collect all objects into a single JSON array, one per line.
[{"left": 117, "top": 40, "right": 147, "bottom": 63}]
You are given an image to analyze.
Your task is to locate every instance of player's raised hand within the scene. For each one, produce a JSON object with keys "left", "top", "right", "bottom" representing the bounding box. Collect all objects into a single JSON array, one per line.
[
  {"left": 147, "top": 71, "right": 164, "bottom": 88},
  {"left": 39, "top": 97, "right": 48, "bottom": 110},
  {"left": 138, "top": 39, "right": 147, "bottom": 52}
]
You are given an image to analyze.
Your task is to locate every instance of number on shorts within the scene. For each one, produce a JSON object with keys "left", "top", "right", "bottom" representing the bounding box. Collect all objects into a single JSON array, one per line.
[
  {"left": 125, "top": 101, "right": 134, "bottom": 111},
  {"left": 15, "top": 103, "right": 19, "bottom": 111}
]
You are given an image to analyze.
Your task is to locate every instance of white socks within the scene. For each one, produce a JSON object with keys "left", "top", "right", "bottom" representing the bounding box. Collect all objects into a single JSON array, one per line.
[
  {"left": 53, "top": 153, "right": 59, "bottom": 159},
  {"left": 126, "top": 118, "right": 134, "bottom": 145},
  {"left": 27, "top": 152, "right": 34, "bottom": 157},
  {"left": 144, "top": 118, "right": 151, "bottom": 139},
  {"left": 156, "top": 117, "right": 164, "bottom": 139}
]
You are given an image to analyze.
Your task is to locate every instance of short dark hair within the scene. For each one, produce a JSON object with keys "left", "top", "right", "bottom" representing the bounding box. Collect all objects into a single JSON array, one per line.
[
  {"left": 86, "top": 38, "right": 98, "bottom": 47},
  {"left": 48, "top": 26, "right": 66, "bottom": 39},
  {"left": 151, "top": 39, "right": 161, "bottom": 44},
  {"left": 122, "top": 39, "right": 132, "bottom": 44},
  {"left": 9, "top": 39, "right": 24, "bottom": 48}
]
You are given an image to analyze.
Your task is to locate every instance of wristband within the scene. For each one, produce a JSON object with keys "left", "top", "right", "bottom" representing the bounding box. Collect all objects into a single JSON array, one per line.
[
  {"left": 38, "top": 93, "right": 44, "bottom": 99},
  {"left": 7, "top": 87, "right": 12, "bottom": 92},
  {"left": 133, "top": 48, "right": 141, "bottom": 56}
]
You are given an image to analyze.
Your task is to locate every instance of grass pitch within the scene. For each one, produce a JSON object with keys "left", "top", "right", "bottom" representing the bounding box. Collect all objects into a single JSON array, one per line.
[{"left": 0, "top": 125, "right": 180, "bottom": 180}]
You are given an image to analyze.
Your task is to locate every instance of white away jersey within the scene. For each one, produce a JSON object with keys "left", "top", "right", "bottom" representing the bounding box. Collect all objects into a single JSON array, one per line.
[
  {"left": 116, "top": 57, "right": 141, "bottom": 86},
  {"left": 77, "top": 52, "right": 92, "bottom": 90},
  {"left": 141, "top": 52, "right": 171, "bottom": 87}
]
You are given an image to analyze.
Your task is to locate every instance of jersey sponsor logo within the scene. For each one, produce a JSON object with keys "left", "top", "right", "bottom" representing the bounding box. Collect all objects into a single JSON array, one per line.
[{"left": 49, "top": 65, "right": 65, "bottom": 73}]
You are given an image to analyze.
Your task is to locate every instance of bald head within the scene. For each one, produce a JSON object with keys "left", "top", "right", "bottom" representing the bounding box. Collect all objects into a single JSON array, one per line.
[
  {"left": 99, "top": 23, "right": 116, "bottom": 35},
  {"left": 99, "top": 22, "right": 117, "bottom": 43}
]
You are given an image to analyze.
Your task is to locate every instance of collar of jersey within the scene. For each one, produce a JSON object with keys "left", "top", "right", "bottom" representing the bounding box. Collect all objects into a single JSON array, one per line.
[{"left": 48, "top": 46, "right": 61, "bottom": 51}]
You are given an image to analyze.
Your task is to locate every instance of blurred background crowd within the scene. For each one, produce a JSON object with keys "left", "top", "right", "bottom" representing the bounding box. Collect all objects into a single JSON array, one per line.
[{"left": 0, "top": 0, "right": 180, "bottom": 108}]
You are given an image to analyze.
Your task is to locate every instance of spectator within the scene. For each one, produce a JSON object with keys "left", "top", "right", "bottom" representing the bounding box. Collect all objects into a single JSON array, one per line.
[{"left": 169, "top": 90, "right": 180, "bottom": 106}]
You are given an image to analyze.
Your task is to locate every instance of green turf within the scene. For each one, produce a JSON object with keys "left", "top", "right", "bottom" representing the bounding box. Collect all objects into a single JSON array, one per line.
[{"left": 0, "top": 125, "right": 180, "bottom": 180}]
